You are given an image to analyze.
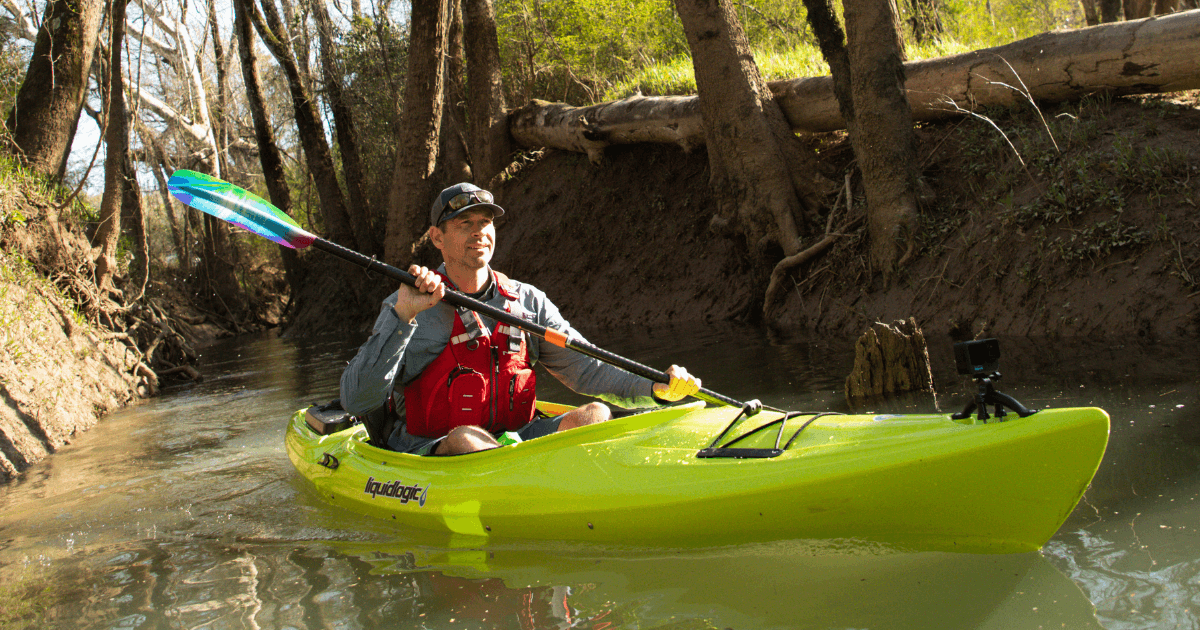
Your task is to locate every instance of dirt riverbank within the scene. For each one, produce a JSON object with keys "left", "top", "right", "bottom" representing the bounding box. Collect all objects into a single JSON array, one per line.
[{"left": 0, "top": 177, "right": 217, "bottom": 481}]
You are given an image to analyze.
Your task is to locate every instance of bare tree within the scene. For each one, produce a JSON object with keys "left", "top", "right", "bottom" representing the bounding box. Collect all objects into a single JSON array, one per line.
[
  {"left": 673, "top": 0, "right": 829, "bottom": 259},
  {"left": 463, "top": 0, "right": 510, "bottom": 186},
  {"left": 234, "top": 0, "right": 302, "bottom": 289},
  {"left": 845, "top": 0, "right": 920, "bottom": 277},
  {"left": 129, "top": 0, "right": 222, "bottom": 177},
  {"left": 802, "top": 0, "right": 919, "bottom": 279},
  {"left": 4, "top": 0, "right": 104, "bottom": 178},
  {"left": 95, "top": 0, "right": 131, "bottom": 296},
  {"left": 384, "top": 0, "right": 450, "bottom": 267},
  {"left": 250, "top": 0, "right": 358, "bottom": 248},
  {"left": 312, "top": 0, "right": 379, "bottom": 255}
]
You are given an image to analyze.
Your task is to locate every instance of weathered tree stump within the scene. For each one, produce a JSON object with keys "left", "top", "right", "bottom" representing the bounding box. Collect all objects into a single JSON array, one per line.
[{"left": 845, "top": 318, "right": 935, "bottom": 401}]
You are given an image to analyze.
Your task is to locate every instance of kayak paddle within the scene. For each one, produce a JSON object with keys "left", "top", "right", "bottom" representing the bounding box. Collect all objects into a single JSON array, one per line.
[{"left": 166, "top": 169, "right": 759, "bottom": 413}]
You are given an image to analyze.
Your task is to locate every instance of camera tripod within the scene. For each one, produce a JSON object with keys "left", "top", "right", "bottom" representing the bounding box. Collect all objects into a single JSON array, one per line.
[{"left": 952, "top": 372, "right": 1038, "bottom": 422}]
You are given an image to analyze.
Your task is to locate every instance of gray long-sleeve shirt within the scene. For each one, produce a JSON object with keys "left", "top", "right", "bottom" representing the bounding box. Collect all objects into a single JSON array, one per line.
[{"left": 340, "top": 268, "right": 659, "bottom": 429}]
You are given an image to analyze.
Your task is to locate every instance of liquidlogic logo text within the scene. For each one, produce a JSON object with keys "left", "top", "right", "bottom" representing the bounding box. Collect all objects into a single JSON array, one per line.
[{"left": 364, "top": 476, "right": 428, "bottom": 507}]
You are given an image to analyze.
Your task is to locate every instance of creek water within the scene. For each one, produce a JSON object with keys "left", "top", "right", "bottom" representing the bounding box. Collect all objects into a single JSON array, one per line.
[{"left": 1, "top": 322, "right": 1198, "bottom": 629}]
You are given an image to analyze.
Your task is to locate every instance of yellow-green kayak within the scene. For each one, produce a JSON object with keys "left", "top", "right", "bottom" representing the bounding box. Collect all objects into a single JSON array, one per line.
[{"left": 286, "top": 401, "right": 1109, "bottom": 553}]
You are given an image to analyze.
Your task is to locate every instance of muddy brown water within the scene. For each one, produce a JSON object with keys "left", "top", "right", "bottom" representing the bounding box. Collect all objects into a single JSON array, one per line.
[{"left": 1, "top": 323, "right": 1197, "bottom": 629}]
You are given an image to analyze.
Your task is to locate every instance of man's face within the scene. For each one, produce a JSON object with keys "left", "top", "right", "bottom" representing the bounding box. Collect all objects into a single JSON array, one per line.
[{"left": 430, "top": 207, "right": 496, "bottom": 272}]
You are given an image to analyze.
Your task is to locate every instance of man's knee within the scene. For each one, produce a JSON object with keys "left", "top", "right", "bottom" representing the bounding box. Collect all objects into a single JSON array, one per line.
[
  {"left": 560, "top": 402, "right": 611, "bottom": 431},
  {"left": 582, "top": 402, "right": 612, "bottom": 423},
  {"left": 437, "top": 425, "right": 498, "bottom": 455}
]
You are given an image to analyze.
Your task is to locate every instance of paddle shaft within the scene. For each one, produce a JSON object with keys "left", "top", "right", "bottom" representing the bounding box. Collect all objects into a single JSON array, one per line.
[{"left": 310, "top": 238, "right": 742, "bottom": 408}]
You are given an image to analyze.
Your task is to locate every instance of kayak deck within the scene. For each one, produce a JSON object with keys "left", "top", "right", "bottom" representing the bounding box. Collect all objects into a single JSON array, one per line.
[{"left": 286, "top": 402, "right": 1109, "bottom": 553}]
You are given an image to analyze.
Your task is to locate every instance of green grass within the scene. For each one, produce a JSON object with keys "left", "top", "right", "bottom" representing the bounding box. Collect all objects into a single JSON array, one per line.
[{"left": 0, "top": 152, "right": 93, "bottom": 222}]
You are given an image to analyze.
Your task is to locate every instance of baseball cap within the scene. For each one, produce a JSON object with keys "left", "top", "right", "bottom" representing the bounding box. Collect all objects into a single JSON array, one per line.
[{"left": 430, "top": 183, "right": 506, "bottom": 226}]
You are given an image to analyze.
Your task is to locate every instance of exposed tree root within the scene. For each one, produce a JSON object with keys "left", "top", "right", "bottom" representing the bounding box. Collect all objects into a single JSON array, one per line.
[
  {"left": 763, "top": 215, "right": 865, "bottom": 316},
  {"left": 1, "top": 197, "right": 204, "bottom": 398},
  {"left": 764, "top": 174, "right": 866, "bottom": 316}
]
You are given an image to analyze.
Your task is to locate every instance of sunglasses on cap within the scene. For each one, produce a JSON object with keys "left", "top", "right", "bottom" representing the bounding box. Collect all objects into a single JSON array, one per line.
[{"left": 438, "top": 190, "right": 495, "bottom": 221}]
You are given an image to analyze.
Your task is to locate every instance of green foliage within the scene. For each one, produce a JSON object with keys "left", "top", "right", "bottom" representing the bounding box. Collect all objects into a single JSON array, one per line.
[
  {"left": 340, "top": 15, "right": 409, "bottom": 202},
  {"left": 0, "top": 151, "right": 90, "bottom": 220},
  {"left": 1054, "top": 216, "right": 1152, "bottom": 263},
  {"left": 495, "top": 0, "right": 688, "bottom": 103},
  {"left": 609, "top": 55, "right": 696, "bottom": 98},
  {"left": 603, "top": 44, "right": 832, "bottom": 99}
]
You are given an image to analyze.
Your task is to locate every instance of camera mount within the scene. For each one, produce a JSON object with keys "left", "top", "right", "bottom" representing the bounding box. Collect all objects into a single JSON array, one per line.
[{"left": 952, "top": 371, "right": 1038, "bottom": 422}]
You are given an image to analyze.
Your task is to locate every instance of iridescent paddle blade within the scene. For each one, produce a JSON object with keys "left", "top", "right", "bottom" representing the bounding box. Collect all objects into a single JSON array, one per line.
[{"left": 167, "top": 169, "right": 314, "bottom": 249}]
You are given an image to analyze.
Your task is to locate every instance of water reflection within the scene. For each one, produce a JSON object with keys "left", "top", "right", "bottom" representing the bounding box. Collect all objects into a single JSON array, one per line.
[
  {"left": 2, "top": 537, "right": 1101, "bottom": 630},
  {"left": 1, "top": 325, "right": 1200, "bottom": 628}
]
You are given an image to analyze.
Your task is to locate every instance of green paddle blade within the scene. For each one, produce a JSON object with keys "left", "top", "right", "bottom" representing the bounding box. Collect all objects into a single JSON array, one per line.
[{"left": 167, "top": 169, "right": 315, "bottom": 249}]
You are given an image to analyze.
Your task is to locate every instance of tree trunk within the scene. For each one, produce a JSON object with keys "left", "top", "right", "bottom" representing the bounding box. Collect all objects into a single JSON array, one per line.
[
  {"left": 1081, "top": 0, "right": 1101, "bottom": 24},
  {"left": 1125, "top": 0, "right": 1154, "bottom": 17},
  {"left": 251, "top": 0, "right": 357, "bottom": 248},
  {"left": 509, "top": 96, "right": 707, "bottom": 160},
  {"left": 208, "top": 0, "right": 230, "bottom": 176},
  {"left": 1101, "top": 0, "right": 1123, "bottom": 21},
  {"left": 122, "top": 154, "right": 149, "bottom": 299},
  {"left": 4, "top": 0, "right": 104, "bottom": 178},
  {"left": 440, "top": 0, "right": 473, "bottom": 184},
  {"left": 312, "top": 0, "right": 379, "bottom": 256},
  {"left": 673, "top": 0, "right": 828, "bottom": 258},
  {"left": 384, "top": 0, "right": 450, "bottom": 267},
  {"left": 510, "top": 11, "right": 1200, "bottom": 146},
  {"left": 462, "top": 0, "right": 511, "bottom": 186},
  {"left": 94, "top": 0, "right": 130, "bottom": 297},
  {"left": 148, "top": 149, "right": 185, "bottom": 271},
  {"left": 844, "top": 0, "right": 920, "bottom": 277},
  {"left": 801, "top": 0, "right": 855, "bottom": 125},
  {"left": 234, "top": 0, "right": 302, "bottom": 291},
  {"left": 55, "top": 101, "right": 85, "bottom": 182},
  {"left": 197, "top": 1, "right": 245, "bottom": 317}
]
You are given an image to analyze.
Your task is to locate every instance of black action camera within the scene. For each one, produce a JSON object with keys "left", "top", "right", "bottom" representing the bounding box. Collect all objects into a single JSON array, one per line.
[
  {"left": 954, "top": 338, "right": 1001, "bottom": 377},
  {"left": 950, "top": 338, "right": 1036, "bottom": 421}
]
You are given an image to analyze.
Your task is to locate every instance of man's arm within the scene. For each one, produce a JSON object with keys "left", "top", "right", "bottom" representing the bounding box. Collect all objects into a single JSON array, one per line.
[
  {"left": 341, "top": 266, "right": 446, "bottom": 416},
  {"left": 340, "top": 292, "right": 416, "bottom": 416},
  {"left": 528, "top": 289, "right": 698, "bottom": 408}
]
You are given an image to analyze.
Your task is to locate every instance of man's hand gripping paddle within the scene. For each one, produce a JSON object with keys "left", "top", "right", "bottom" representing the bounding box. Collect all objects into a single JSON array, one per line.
[{"left": 167, "top": 169, "right": 760, "bottom": 414}]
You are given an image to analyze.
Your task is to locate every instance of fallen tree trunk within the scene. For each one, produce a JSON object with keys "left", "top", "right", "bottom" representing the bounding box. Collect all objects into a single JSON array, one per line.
[
  {"left": 510, "top": 10, "right": 1200, "bottom": 153},
  {"left": 510, "top": 95, "right": 706, "bottom": 163}
]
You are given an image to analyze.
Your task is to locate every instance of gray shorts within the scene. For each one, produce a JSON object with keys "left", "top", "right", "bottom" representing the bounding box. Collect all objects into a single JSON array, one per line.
[{"left": 387, "top": 414, "right": 564, "bottom": 455}]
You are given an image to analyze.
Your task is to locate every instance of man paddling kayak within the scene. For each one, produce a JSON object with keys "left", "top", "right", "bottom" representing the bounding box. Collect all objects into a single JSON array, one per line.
[{"left": 341, "top": 182, "right": 701, "bottom": 455}]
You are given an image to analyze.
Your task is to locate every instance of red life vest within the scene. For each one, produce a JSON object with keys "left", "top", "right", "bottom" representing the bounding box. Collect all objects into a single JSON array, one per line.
[{"left": 403, "top": 270, "right": 537, "bottom": 438}]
